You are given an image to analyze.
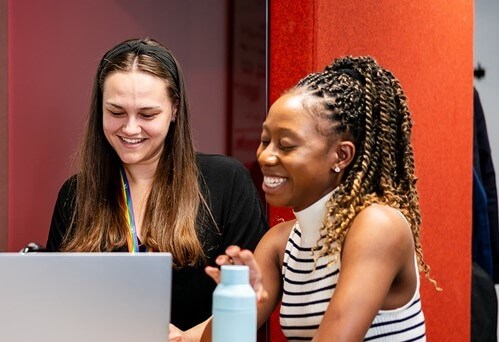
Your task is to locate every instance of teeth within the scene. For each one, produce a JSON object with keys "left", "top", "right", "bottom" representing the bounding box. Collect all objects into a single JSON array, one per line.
[
  {"left": 121, "top": 137, "right": 145, "bottom": 144},
  {"left": 264, "top": 176, "right": 286, "bottom": 188}
]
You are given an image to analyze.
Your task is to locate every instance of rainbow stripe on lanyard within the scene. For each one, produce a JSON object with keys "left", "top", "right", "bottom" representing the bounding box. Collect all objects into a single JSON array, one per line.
[{"left": 120, "top": 167, "right": 140, "bottom": 253}]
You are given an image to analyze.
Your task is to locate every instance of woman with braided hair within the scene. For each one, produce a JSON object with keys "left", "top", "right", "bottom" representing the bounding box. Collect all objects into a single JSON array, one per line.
[{"left": 206, "top": 55, "right": 432, "bottom": 341}]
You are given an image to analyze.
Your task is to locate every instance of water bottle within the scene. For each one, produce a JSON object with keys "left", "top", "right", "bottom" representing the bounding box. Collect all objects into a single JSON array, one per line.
[{"left": 212, "top": 265, "right": 256, "bottom": 342}]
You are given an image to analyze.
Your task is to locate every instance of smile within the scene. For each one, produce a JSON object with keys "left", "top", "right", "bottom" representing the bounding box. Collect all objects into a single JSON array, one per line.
[
  {"left": 120, "top": 136, "right": 146, "bottom": 144},
  {"left": 263, "top": 176, "right": 286, "bottom": 188}
]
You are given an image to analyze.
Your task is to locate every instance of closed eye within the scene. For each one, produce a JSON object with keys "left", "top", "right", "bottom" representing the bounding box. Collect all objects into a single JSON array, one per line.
[
  {"left": 279, "top": 145, "right": 295, "bottom": 151},
  {"left": 109, "top": 111, "right": 125, "bottom": 116},
  {"left": 140, "top": 113, "right": 158, "bottom": 119}
]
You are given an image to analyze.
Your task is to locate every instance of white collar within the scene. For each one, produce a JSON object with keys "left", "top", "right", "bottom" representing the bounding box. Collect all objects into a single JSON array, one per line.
[{"left": 293, "top": 189, "right": 336, "bottom": 246}]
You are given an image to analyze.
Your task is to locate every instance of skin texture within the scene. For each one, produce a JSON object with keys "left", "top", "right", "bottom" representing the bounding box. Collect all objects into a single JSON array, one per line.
[
  {"left": 206, "top": 92, "right": 418, "bottom": 341},
  {"left": 102, "top": 70, "right": 175, "bottom": 173}
]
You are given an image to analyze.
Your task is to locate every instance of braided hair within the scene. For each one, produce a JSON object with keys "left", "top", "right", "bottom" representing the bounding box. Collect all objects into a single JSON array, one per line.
[{"left": 290, "top": 55, "right": 436, "bottom": 286}]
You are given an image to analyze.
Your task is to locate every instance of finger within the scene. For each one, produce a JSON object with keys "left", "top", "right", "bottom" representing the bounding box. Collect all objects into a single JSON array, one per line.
[
  {"left": 256, "top": 288, "right": 269, "bottom": 305},
  {"left": 239, "top": 249, "right": 262, "bottom": 281},
  {"left": 237, "top": 249, "right": 268, "bottom": 303},
  {"left": 215, "top": 254, "right": 233, "bottom": 266},
  {"left": 205, "top": 266, "right": 221, "bottom": 283},
  {"left": 239, "top": 249, "right": 260, "bottom": 271},
  {"left": 225, "top": 245, "right": 245, "bottom": 265}
]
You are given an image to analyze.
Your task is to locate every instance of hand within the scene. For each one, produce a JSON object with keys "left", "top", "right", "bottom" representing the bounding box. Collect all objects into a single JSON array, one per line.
[{"left": 205, "top": 245, "right": 268, "bottom": 305}]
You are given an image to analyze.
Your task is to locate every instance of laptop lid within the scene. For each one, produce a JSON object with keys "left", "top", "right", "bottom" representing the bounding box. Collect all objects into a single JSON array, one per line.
[{"left": 0, "top": 253, "right": 172, "bottom": 342}]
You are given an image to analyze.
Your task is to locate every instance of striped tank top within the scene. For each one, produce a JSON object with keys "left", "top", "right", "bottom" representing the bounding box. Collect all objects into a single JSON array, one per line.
[{"left": 280, "top": 192, "right": 426, "bottom": 341}]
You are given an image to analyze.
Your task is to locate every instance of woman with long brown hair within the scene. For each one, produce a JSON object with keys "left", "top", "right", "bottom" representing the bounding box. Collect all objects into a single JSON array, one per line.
[{"left": 47, "top": 38, "right": 268, "bottom": 340}]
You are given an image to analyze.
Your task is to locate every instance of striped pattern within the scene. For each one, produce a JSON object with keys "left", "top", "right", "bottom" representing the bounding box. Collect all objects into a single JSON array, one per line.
[{"left": 280, "top": 222, "right": 426, "bottom": 341}]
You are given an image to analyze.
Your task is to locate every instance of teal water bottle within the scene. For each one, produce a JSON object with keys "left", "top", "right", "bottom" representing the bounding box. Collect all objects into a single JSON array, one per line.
[{"left": 212, "top": 265, "right": 256, "bottom": 342}]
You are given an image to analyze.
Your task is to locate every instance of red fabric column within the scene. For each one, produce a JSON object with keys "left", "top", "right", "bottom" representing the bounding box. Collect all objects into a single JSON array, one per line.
[{"left": 268, "top": 0, "right": 473, "bottom": 340}]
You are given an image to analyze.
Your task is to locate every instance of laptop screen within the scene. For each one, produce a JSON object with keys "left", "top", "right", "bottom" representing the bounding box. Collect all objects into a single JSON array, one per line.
[{"left": 0, "top": 253, "right": 172, "bottom": 342}]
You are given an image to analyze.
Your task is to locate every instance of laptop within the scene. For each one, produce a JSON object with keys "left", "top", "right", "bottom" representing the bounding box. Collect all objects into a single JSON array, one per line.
[{"left": 0, "top": 253, "right": 172, "bottom": 342}]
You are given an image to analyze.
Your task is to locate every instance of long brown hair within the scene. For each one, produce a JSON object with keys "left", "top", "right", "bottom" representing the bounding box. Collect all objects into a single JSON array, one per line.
[
  {"left": 291, "top": 55, "right": 437, "bottom": 286},
  {"left": 62, "top": 38, "right": 208, "bottom": 268}
]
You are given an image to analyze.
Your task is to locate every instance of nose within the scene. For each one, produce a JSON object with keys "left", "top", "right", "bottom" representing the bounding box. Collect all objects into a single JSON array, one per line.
[
  {"left": 257, "top": 144, "right": 279, "bottom": 166},
  {"left": 121, "top": 115, "right": 141, "bottom": 135}
]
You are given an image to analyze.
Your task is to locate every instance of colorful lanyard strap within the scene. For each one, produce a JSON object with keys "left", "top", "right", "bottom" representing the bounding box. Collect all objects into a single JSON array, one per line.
[{"left": 120, "top": 167, "right": 140, "bottom": 253}]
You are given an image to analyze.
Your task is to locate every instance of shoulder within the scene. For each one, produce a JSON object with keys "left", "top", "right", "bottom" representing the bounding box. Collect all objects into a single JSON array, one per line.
[
  {"left": 345, "top": 204, "right": 414, "bottom": 258},
  {"left": 196, "top": 153, "right": 256, "bottom": 193},
  {"left": 56, "top": 175, "right": 78, "bottom": 199},
  {"left": 258, "top": 220, "right": 296, "bottom": 262},
  {"left": 196, "top": 152, "right": 249, "bottom": 177},
  {"left": 265, "top": 220, "right": 295, "bottom": 241}
]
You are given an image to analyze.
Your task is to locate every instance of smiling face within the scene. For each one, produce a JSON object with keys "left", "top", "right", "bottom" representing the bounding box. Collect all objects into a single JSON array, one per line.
[
  {"left": 102, "top": 70, "right": 176, "bottom": 170},
  {"left": 257, "top": 93, "right": 343, "bottom": 211}
]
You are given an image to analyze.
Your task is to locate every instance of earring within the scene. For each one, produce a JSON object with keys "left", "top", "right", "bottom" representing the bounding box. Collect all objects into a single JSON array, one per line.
[{"left": 333, "top": 166, "right": 341, "bottom": 173}]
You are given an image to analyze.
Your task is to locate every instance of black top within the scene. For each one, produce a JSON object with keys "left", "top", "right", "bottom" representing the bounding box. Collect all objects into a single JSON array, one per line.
[{"left": 46, "top": 153, "right": 269, "bottom": 330}]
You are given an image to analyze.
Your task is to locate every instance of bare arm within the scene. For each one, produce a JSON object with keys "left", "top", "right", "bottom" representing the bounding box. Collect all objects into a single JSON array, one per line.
[
  {"left": 253, "top": 220, "right": 292, "bottom": 326},
  {"left": 313, "top": 205, "right": 417, "bottom": 341}
]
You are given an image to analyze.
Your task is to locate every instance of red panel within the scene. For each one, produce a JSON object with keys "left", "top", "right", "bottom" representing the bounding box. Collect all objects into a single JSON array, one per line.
[
  {"left": 268, "top": 2, "right": 315, "bottom": 340},
  {"left": 268, "top": 0, "right": 473, "bottom": 340},
  {"left": 269, "top": 0, "right": 314, "bottom": 104}
]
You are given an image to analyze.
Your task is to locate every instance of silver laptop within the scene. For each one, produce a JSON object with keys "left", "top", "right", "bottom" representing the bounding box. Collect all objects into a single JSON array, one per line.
[{"left": 0, "top": 253, "right": 172, "bottom": 342}]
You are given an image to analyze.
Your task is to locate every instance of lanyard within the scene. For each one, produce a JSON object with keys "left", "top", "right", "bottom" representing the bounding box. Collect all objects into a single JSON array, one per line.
[{"left": 120, "top": 167, "right": 140, "bottom": 253}]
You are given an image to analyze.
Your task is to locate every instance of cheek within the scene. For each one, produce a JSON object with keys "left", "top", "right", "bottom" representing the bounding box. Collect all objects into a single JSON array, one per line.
[
  {"left": 256, "top": 145, "right": 263, "bottom": 160},
  {"left": 102, "top": 115, "right": 121, "bottom": 133},
  {"left": 150, "top": 121, "right": 171, "bottom": 139}
]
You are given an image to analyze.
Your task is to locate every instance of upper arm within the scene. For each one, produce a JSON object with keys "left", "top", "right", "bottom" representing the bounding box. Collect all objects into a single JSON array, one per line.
[
  {"left": 315, "top": 205, "right": 415, "bottom": 341},
  {"left": 253, "top": 220, "right": 293, "bottom": 327}
]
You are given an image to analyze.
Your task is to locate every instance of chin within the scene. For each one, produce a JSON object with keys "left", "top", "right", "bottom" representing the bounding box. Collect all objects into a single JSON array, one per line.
[
  {"left": 118, "top": 157, "right": 143, "bottom": 165},
  {"left": 264, "top": 196, "right": 291, "bottom": 209}
]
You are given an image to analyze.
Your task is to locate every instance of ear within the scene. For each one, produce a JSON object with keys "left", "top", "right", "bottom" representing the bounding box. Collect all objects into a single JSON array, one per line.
[{"left": 332, "top": 141, "right": 355, "bottom": 173}]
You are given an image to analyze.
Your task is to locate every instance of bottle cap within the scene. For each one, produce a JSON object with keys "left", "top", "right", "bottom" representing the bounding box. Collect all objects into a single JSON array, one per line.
[
  {"left": 220, "top": 265, "right": 250, "bottom": 285},
  {"left": 213, "top": 265, "right": 256, "bottom": 310}
]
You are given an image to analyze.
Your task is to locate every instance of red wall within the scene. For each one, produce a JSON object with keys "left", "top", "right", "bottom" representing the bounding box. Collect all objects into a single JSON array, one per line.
[
  {"left": 6, "top": 0, "right": 228, "bottom": 251},
  {"left": 268, "top": 0, "right": 473, "bottom": 340}
]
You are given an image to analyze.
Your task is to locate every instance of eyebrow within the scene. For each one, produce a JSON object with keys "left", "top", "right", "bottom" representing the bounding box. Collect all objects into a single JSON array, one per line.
[
  {"left": 104, "top": 102, "right": 161, "bottom": 111},
  {"left": 262, "top": 124, "right": 298, "bottom": 136}
]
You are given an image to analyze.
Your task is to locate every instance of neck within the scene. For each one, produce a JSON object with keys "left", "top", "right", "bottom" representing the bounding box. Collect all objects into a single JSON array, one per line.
[{"left": 122, "top": 162, "right": 157, "bottom": 186}]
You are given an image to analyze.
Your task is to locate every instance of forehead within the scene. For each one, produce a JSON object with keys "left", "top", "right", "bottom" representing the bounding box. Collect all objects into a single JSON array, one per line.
[
  {"left": 265, "top": 94, "right": 318, "bottom": 128},
  {"left": 103, "top": 71, "right": 168, "bottom": 96}
]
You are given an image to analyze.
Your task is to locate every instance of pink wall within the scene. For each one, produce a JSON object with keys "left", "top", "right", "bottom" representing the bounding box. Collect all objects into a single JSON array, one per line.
[
  {"left": 6, "top": 0, "right": 228, "bottom": 251},
  {"left": 0, "top": 0, "right": 7, "bottom": 251}
]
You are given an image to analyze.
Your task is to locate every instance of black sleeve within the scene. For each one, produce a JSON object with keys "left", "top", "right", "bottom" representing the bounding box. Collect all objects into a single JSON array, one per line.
[{"left": 46, "top": 176, "right": 77, "bottom": 252}]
